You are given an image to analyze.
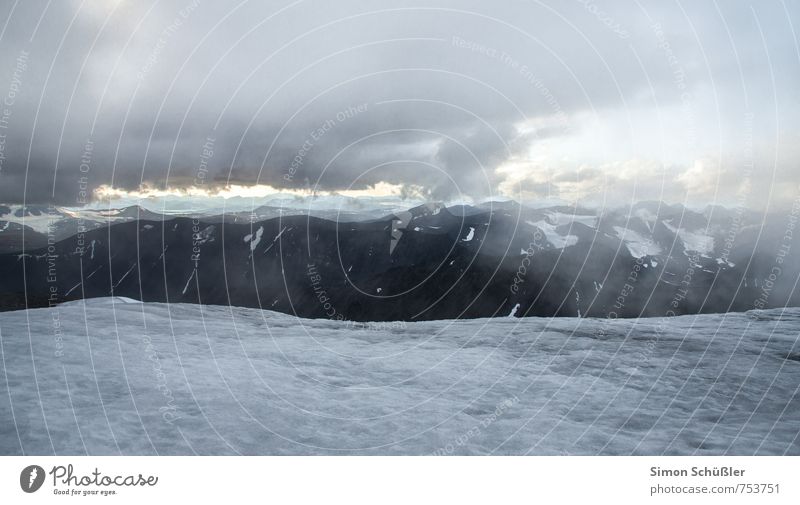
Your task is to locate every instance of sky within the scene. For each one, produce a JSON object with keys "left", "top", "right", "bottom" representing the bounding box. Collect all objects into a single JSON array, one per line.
[{"left": 0, "top": 0, "right": 798, "bottom": 210}]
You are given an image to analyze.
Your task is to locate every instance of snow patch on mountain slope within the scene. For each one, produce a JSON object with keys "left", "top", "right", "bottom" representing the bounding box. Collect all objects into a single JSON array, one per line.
[
  {"left": 613, "top": 226, "right": 662, "bottom": 258},
  {"left": 545, "top": 211, "right": 597, "bottom": 228},
  {"left": 0, "top": 210, "right": 54, "bottom": 234},
  {"left": 663, "top": 222, "right": 714, "bottom": 255},
  {"left": 1, "top": 299, "right": 797, "bottom": 455},
  {"left": 0, "top": 206, "right": 147, "bottom": 235},
  {"left": 244, "top": 226, "right": 264, "bottom": 251},
  {"left": 193, "top": 225, "right": 215, "bottom": 245},
  {"left": 717, "top": 257, "right": 735, "bottom": 268},
  {"left": 274, "top": 226, "right": 288, "bottom": 240},
  {"left": 462, "top": 227, "right": 475, "bottom": 242},
  {"left": 529, "top": 220, "right": 579, "bottom": 249},
  {"left": 182, "top": 270, "right": 197, "bottom": 295}
]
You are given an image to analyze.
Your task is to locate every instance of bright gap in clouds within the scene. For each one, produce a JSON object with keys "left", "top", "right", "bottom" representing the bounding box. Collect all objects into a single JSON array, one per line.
[
  {"left": 93, "top": 181, "right": 425, "bottom": 200},
  {"left": 88, "top": 181, "right": 443, "bottom": 213}
]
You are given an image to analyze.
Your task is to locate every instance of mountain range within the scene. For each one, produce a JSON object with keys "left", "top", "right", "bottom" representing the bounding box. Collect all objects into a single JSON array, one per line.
[{"left": 1, "top": 200, "right": 797, "bottom": 320}]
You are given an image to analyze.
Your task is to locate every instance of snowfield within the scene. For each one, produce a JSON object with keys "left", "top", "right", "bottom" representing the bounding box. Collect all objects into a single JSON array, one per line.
[{"left": 1, "top": 298, "right": 798, "bottom": 455}]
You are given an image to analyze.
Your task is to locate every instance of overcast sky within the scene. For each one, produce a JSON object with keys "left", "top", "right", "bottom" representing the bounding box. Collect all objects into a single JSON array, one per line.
[{"left": 0, "top": 0, "right": 797, "bottom": 209}]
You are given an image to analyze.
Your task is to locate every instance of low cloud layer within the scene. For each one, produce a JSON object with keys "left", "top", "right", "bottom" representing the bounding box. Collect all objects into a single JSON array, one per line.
[{"left": 0, "top": 0, "right": 797, "bottom": 209}]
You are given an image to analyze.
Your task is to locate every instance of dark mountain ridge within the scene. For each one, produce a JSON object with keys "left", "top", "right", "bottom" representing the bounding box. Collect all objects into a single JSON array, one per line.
[{"left": 1, "top": 202, "right": 798, "bottom": 320}]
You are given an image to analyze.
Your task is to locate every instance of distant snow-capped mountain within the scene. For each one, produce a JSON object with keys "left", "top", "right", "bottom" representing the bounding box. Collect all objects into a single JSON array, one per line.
[
  {"left": 0, "top": 201, "right": 397, "bottom": 254},
  {"left": 0, "top": 204, "right": 174, "bottom": 253}
]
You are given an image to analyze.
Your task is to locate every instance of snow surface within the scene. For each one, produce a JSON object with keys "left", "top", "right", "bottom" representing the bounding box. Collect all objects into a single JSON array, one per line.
[{"left": 0, "top": 299, "right": 798, "bottom": 455}]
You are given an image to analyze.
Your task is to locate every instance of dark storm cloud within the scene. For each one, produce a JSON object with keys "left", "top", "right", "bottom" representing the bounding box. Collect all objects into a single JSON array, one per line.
[{"left": 0, "top": 0, "right": 797, "bottom": 206}]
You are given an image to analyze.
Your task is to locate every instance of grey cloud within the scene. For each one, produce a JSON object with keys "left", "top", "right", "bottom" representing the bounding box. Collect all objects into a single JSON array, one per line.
[{"left": 0, "top": 0, "right": 796, "bottom": 207}]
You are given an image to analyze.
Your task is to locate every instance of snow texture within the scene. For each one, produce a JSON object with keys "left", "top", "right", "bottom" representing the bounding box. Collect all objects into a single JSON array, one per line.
[{"left": 0, "top": 298, "right": 798, "bottom": 455}]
